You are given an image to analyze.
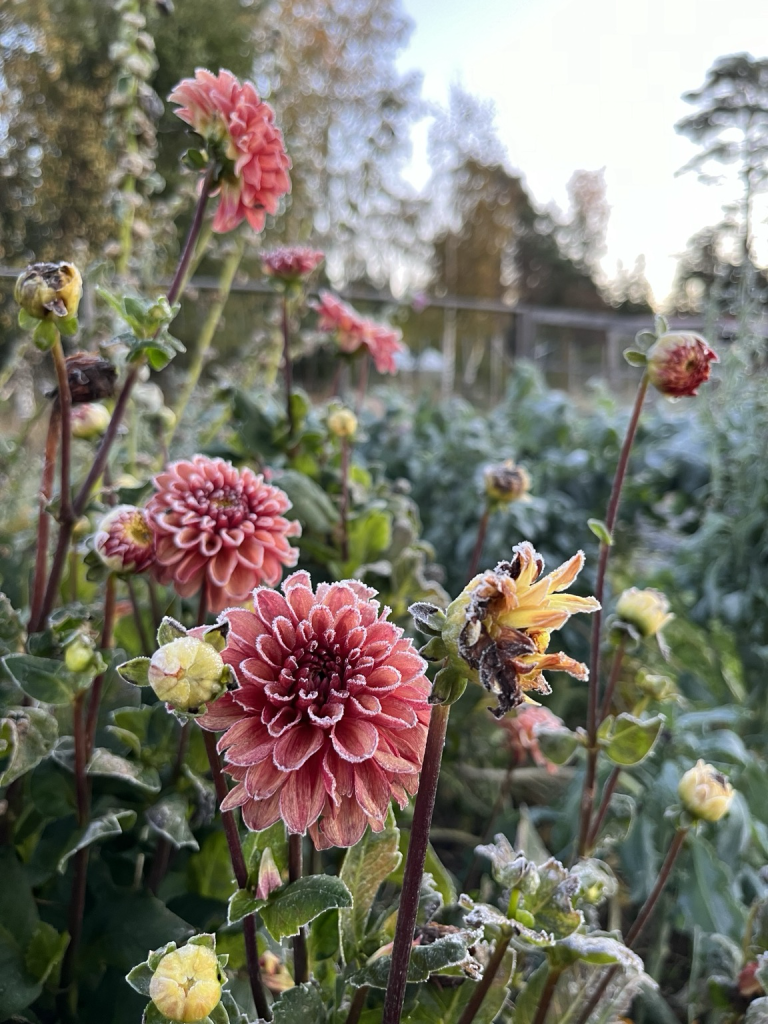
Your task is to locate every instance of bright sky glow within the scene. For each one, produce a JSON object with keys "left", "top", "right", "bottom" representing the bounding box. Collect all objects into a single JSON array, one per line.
[{"left": 399, "top": 0, "right": 768, "bottom": 306}]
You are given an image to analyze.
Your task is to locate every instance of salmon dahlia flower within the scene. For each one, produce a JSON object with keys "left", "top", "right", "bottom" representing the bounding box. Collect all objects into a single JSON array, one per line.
[
  {"left": 146, "top": 455, "right": 300, "bottom": 613},
  {"left": 200, "top": 572, "right": 431, "bottom": 849},
  {"left": 315, "top": 290, "right": 404, "bottom": 375},
  {"left": 262, "top": 246, "right": 324, "bottom": 282},
  {"left": 169, "top": 69, "right": 291, "bottom": 234}
]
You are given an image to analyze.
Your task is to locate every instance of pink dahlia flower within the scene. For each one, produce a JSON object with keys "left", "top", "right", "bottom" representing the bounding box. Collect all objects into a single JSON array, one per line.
[
  {"left": 262, "top": 246, "right": 324, "bottom": 282},
  {"left": 200, "top": 572, "right": 432, "bottom": 848},
  {"left": 146, "top": 455, "right": 301, "bottom": 613},
  {"left": 169, "top": 69, "right": 291, "bottom": 234},
  {"left": 94, "top": 505, "right": 156, "bottom": 574},
  {"left": 315, "top": 290, "right": 404, "bottom": 375}
]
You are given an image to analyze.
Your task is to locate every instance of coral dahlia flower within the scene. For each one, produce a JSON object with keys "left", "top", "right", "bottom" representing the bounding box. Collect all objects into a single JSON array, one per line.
[
  {"left": 169, "top": 69, "right": 291, "bottom": 234},
  {"left": 315, "top": 290, "right": 404, "bottom": 375},
  {"left": 262, "top": 246, "right": 324, "bottom": 282},
  {"left": 200, "top": 572, "right": 431, "bottom": 849},
  {"left": 146, "top": 456, "right": 300, "bottom": 613}
]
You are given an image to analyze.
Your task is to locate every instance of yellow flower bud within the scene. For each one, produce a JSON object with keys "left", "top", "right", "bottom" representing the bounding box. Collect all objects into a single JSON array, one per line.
[
  {"left": 328, "top": 407, "right": 358, "bottom": 439},
  {"left": 149, "top": 943, "right": 222, "bottom": 1023},
  {"left": 148, "top": 636, "right": 227, "bottom": 712},
  {"left": 65, "top": 636, "right": 97, "bottom": 674},
  {"left": 483, "top": 461, "right": 531, "bottom": 505},
  {"left": 678, "top": 760, "right": 734, "bottom": 822},
  {"left": 615, "top": 587, "right": 672, "bottom": 638},
  {"left": 71, "top": 403, "right": 112, "bottom": 441},
  {"left": 15, "top": 262, "right": 82, "bottom": 321}
]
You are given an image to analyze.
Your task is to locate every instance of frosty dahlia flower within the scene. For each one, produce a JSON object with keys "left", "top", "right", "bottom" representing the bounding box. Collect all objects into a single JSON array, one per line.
[
  {"left": 444, "top": 542, "right": 600, "bottom": 716},
  {"left": 146, "top": 455, "right": 300, "bottom": 613},
  {"left": 315, "top": 290, "right": 404, "bottom": 375},
  {"left": 169, "top": 68, "right": 291, "bottom": 234},
  {"left": 200, "top": 572, "right": 431, "bottom": 849},
  {"left": 646, "top": 332, "right": 718, "bottom": 398},
  {"left": 262, "top": 246, "right": 324, "bottom": 282}
]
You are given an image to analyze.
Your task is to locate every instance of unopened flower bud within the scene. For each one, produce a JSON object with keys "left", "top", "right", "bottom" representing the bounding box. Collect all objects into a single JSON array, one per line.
[
  {"left": 615, "top": 587, "right": 672, "bottom": 638},
  {"left": 646, "top": 332, "right": 718, "bottom": 398},
  {"left": 148, "top": 637, "right": 227, "bottom": 712},
  {"left": 94, "top": 505, "right": 155, "bottom": 574},
  {"left": 149, "top": 943, "right": 222, "bottom": 1023},
  {"left": 255, "top": 847, "right": 282, "bottom": 900},
  {"left": 484, "top": 461, "right": 531, "bottom": 505},
  {"left": 65, "top": 636, "right": 98, "bottom": 674},
  {"left": 15, "top": 262, "right": 82, "bottom": 321},
  {"left": 71, "top": 403, "right": 111, "bottom": 441},
  {"left": 328, "top": 407, "right": 358, "bottom": 439},
  {"left": 679, "top": 760, "right": 734, "bottom": 822}
]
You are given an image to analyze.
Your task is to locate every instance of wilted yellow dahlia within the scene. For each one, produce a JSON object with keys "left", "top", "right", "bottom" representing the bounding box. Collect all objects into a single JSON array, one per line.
[
  {"left": 444, "top": 541, "right": 600, "bottom": 716},
  {"left": 15, "top": 261, "right": 82, "bottom": 321}
]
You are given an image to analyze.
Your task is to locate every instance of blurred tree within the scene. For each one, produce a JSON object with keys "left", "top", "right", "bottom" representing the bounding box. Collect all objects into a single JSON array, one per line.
[
  {"left": 603, "top": 255, "right": 654, "bottom": 314},
  {"left": 559, "top": 168, "right": 609, "bottom": 276},
  {"left": 671, "top": 220, "right": 768, "bottom": 315},
  {"left": 676, "top": 53, "right": 768, "bottom": 264}
]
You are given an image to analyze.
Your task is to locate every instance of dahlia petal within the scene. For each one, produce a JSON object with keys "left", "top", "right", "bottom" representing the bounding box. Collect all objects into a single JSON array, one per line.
[
  {"left": 332, "top": 718, "right": 379, "bottom": 763},
  {"left": 324, "top": 584, "right": 359, "bottom": 614},
  {"left": 272, "top": 616, "right": 297, "bottom": 651},
  {"left": 221, "top": 782, "right": 249, "bottom": 811},
  {"left": 373, "top": 746, "right": 419, "bottom": 774},
  {"left": 372, "top": 697, "right": 418, "bottom": 729},
  {"left": 198, "top": 692, "right": 242, "bottom": 731},
  {"left": 319, "top": 796, "right": 367, "bottom": 849},
  {"left": 264, "top": 705, "right": 302, "bottom": 737},
  {"left": 221, "top": 719, "right": 275, "bottom": 765},
  {"left": 245, "top": 759, "right": 286, "bottom": 799},
  {"left": 209, "top": 546, "right": 239, "bottom": 587},
  {"left": 254, "top": 589, "right": 293, "bottom": 627},
  {"left": 353, "top": 759, "right": 391, "bottom": 822},
  {"left": 279, "top": 759, "right": 326, "bottom": 833},
  {"left": 242, "top": 791, "right": 282, "bottom": 832},
  {"left": 273, "top": 723, "right": 324, "bottom": 771}
]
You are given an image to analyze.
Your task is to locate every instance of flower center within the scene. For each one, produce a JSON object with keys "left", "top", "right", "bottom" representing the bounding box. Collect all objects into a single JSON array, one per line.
[
  {"left": 125, "top": 512, "right": 153, "bottom": 547},
  {"left": 199, "top": 485, "right": 248, "bottom": 527}
]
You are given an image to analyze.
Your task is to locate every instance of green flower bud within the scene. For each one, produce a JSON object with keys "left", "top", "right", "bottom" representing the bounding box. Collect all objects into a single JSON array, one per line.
[
  {"left": 679, "top": 760, "right": 734, "bottom": 822},
  {"left": 149, "top": 943, "right": 222, "bottom": 1022},
  {"left": 65, "top": 636, "right": 98, "bottom": 674},
  {"left": 71, "top": 403, "right": 111, "bottom": 441},
  {"left": 15, "top": 261, "right": 82, "bottom": 321},
  {"left": 148, "top": 636, "right": 228, "bottom": 712}
]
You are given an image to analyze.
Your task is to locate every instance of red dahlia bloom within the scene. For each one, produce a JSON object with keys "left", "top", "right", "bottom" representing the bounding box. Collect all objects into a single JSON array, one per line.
[
  {"left": 315, "top": 290, "right": 404, "bottom": 375},
  {"left": 147, "top": 455, "right": 300, "bottom": 613},
  {"left": 200, "top": 572, "right": 432, "bottom": 848},
  {"left": 262, "top": 246, "right": 324, "bottom": 282},
  {"left": 646, "top": 332, "right": 718, "bottom": 398},
  {"left": 169, "top": 69, "right": 291, "bottom": 234}
]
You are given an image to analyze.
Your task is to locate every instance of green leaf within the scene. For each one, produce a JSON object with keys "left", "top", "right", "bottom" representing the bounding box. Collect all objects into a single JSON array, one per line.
[
  {"left": 125, "top": 961, "right": 154, "bottom": 996},
  {"left": 623, "top": 348, "right": 647, "bottom": 367},
  {"left": 409, "top": 602, "right": 447, "bottom": 634},
  {"left": 346, "top": 509, "right": 392, "bottom": 570},
  {"left": 3, "top": 653, "right": 78, "bottom": 704},
  {"left": 587, "top": 518, "right": 613, "bottom": 545},
  {"left": 118, "top": 657, "right": 151, "bottom": 686},
  {"left": 25, "top": 921, "right": 69, "bottom": 984},
  {"left": 243, "top": 820, "right": 288, "bottom": 880},
  {"left": 260, "top": 875, "right": 353, "bottom": 941},
  {"left": 227, "top": 888, "right": 266, "bottom": 926},
  {"left": 349, "top": 931, "right": 476, "bottom": 988},
  {"left": 523, "top": 858, "right": 583, "bottom": 941},
  {"left": 394, "top": 832, "right": 457, "bottom": 907},
  {"left": 58, "top": 316, "right": 79, "bottom": 337},
  {"left": 18, "top": 308, "right": 39, "bottom": 330},
  {"left": 146, "top": 795, "right": 199, "bottom": 850},
  {"left": 93, "top": 894, "right": 192, "bottom": 972},
  {"left": 272, "top": 982, "right": 327, "bottom": 1024},
  {"left": 57, "top": 809, "right": 137, "bottom": 872},
  {"left": 33, "top": 319, "right": 58, "bottom": 350},
  {"left": 0, "top": 926, "right": 42, "bottom": 1020},
  {"left": 598, "top": 713, "right": 664, "bottom": 765},
  {"left": 510, "top": 961, "right": 549, "bottom": 1024},
  {"left": 340, "top": 816, "right": 401, "bottom": 962},
  {"left": 429, "top": 665, "right": 468, "bottom": 706},
  {"left": 87, "top": 748, "right": 161, "bottom": 793},
  {"left": 552, "top": 933, "right": 643, "bottom": 968},
  {"left": 274, "top": 469, "right": 339, "bottom": 533},
  {"left": 0, "top": 848, "right": 40, "bottom": 945},
  {"left": 535, "top": 726, "right": 580, "bottom": 766},
  {"left": 188, "top": 831, "right": 236, "bottom": 902},
  {"left": 157, "top": 617, "right": 187, "bottom": 646},
  {"left": 0, "top": 707, "right": 58, "bottom": 785}
]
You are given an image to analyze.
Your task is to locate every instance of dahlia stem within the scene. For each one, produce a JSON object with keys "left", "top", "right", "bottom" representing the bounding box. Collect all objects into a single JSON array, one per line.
[
  {"left": 344, "top": 986, "right": 369, "bottom": 1024},
  {"left": 126, "top": 577, "right": 151, "bottom": 655},
  {"left": 148, "top": 577, "right": 163, "bottom": 633},
  {"left": 169, "top": 231, "right": 245, "bottom": 444},
  {"left": 282, "top": 294, "right": 294, "bottom": 436},
  {"left": 39, "top": 167, "right": 215, "bottom": 625},
  {"left": 577, "top": 373, "right": 649, "bottom": 858},
  {"left": 598, "top": 642, "right": 626, "bottom": 725},
  {"left": 382, "top": 702, "right": 451, "bottom": 1024},
  {"left": 340, "top": 437, "right": 350, "bottom": 563},
  {"left": 202, "top": 729, "right": 270, "bottom": 1019},
  {"left": 586, "top": 766, "right": 620, "bottom": 852},
  {"left": 85, "top": 574, "right": 117, "bottom": 755},
  {"left": 50, "top": 335, "right": 74, "bottom": 529},
  {"left": 467, "top": 507, "right": 490, "bottom": 583},
  {"left": 531, "top": 966, "right": 563, "bottom": 1024},
  {"left": 573, "top": 827, "right": 688, "bottom": 1024},
  {"left": 456, "top": 932, "right": 512, "bottom": 1024},
  {"left": 288, "top": 833, "right": 309, "bottom": 983},
  {"left": 29, "top": 406, "right": 60, "bottom": 629},
  {"left": 355, "top": 354, "right": 369, "bottom": 413}
]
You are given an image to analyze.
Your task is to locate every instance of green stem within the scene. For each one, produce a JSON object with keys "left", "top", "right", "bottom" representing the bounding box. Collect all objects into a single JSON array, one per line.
[
  {"left": 169, "top": 234, "right": 246, "bottom": 444},
  {"left": 577, "top": 374, "right": 649, "bottom": 858},
  {"left": 382, "top": 702, "right": 451, "bottom": 1024}
]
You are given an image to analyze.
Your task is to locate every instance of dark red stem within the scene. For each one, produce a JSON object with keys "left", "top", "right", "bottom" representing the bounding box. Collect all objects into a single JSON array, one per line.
[
  {"left": 578, "top": 374, "right": 649, "bottom": 857},
  {"left": 340, "top": 438, "right": 350, "bottom": 563},
  {"left": 456, "top": 932, "right": 512, "bottom": 1024},
  {"left": 282, "top": 295, "right": 294, "bottom": 436},
  {"left": 344, "top": 986, "right": 369, "bottom": 1024},
  {"left": 586, "top": 766, "right": 621, "bottom": 851},
  {"left": 382, "top": 702, "right": 450, "bottom": 1024},
  {"left": 531, "top": 967, "right": 563, "bottom": 1024},
  {"left": 85, "top": 574, "right": 116, "bottom": 755},
  {"left": 51, "top": 337, "right": 74, "bottom": 527},
  {"left": 288, "top": 833, "right": 309, "bottom": 983},
  {"left": 467, "top": 507, "right": 490, "bottom": 582},
  {"left": 29, "top": 406, "right": 60, "bottom": 629}
]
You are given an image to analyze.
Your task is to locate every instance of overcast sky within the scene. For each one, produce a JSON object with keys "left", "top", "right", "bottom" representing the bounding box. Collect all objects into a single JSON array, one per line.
[{"left": 398, "top": 0, "right": 768, "bottom": 306}]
